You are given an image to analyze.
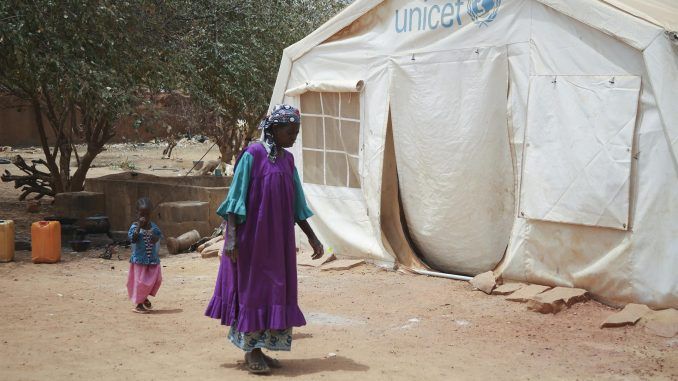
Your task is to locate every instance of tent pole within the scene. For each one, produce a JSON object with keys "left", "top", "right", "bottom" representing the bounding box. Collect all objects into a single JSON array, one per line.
[{"left": 411, "top": 269, "right": 472, "bottom": 282}]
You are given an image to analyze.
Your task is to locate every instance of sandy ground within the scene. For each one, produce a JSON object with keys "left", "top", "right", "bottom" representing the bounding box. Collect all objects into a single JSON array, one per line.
[{"left": 1, "top": 145, "right": 677, "bottom": 381}]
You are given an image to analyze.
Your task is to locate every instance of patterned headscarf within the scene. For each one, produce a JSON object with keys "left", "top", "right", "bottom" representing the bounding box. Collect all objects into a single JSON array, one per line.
[{"left": 258, "top": 104, "right": 301, "bottom": 162}]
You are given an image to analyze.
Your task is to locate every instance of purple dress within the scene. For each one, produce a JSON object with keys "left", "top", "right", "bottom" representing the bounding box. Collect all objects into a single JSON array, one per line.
[{"left": 205, "top": 143, "right": 313, "bottom": 351}]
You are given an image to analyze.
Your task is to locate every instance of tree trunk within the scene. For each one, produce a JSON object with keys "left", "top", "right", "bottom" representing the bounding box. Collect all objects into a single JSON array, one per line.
[
  {"left": 58, "top": 138, "right": 72, "bottom": 190},
  {"left": 32, "top": 100, "right": 65, "bottom": 193},
  {"left": 68, "top": 119, "right": 113, "bottom": 192},
  {"left": 68, "top": 149, "right": 97, "bottom": 192}
]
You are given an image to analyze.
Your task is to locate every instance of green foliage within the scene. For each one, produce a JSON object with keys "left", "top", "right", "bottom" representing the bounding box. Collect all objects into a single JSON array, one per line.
[
  {"left": 0, "top": 0, "right": 348, "bottom": 194},
  {"left": 0, "top": 1, "right": 173, "bottom": 125},
  {"left": 173, "top": 0, "right": 350, "bottom": 162},
  {"left": 175, "top": 0, "right": 349, "bottom": 128}
]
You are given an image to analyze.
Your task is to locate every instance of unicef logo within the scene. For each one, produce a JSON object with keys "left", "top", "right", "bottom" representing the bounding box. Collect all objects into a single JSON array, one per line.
[{"left": 467, "top": 0, "right": 501, "bottom": 27}]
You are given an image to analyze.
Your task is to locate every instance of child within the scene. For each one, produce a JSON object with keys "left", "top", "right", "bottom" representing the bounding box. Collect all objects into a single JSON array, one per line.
[
  {"left": 127, "top": 196, "right": 163, "bottom": 314},
  {"left": 205, "top": 104, "right": 324, "bottom": 374}
]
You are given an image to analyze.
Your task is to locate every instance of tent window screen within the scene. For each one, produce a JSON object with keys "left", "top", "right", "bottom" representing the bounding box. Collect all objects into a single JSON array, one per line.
[
  {"left": 300, "top": 91, "right": 361, "bottom": 188},
  {"left": 519, "top": 75, "right": 641, "bottom": 230}
]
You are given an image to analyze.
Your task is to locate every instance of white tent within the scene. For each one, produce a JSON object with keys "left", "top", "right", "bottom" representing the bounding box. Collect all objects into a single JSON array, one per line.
[{"left": 270, "top": 0, "right": 678, "bottom": 308}]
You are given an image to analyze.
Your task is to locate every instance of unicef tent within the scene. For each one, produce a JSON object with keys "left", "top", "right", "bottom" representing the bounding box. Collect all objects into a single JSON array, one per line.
[{"left": 270, "top": 0, "right": 678, "bottom": 308}]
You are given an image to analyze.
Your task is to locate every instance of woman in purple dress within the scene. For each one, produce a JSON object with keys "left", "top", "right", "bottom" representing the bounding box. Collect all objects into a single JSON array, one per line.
[{"left": 206, "top": 104, "right": 324, "bottom": 374}]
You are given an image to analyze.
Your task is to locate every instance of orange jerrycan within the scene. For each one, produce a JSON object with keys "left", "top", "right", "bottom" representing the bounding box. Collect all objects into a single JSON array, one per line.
[
  {"left": 0, "top": 220, "right": 15, "bottom": 262},
  {"left": 31, "top": 221, "right": 61, "bottom": 263}
]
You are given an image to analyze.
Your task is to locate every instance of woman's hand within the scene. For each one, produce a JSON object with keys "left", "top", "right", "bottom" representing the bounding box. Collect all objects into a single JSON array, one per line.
[
  {"left": 297, "top": 219, "right": 323, "bottom": 260},
  {"left": 225, "top": 247, "right": 238, "bottom": 263},
  {"left": 225, "top": 213, "right": 238, "bottom": 263},
  {"left": 309, "top": 237, "right": 324, "bottom": 260}
]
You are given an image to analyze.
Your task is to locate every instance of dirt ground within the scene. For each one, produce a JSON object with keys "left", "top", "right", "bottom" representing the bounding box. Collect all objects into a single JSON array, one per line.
[{"left": 1, "top": 144, "right": 677, "bottom": 381}]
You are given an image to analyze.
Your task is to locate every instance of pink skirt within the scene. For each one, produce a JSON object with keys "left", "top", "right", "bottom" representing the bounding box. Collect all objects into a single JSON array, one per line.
[{"left": 127, "top": 263, "right": 162, "bottom": 304}]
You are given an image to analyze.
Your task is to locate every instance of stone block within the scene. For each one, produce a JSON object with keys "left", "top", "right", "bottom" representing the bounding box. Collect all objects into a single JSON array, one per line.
[
  {"left": 156, "top": 201, "right": 209, "bottom": 223},
  {"left": 198, "top": 235, "right": 223, "bottom": 253},
  {"left": 505, "top": 284, "right": 551, "bottom": 302},
  {"left": 527, "top": 287, "right": 589, "bottom": 314},
  {"left": 469, "top": 271, "right": 496, "bottom": 294},
  {"left": 321, "top": 259, "right": 365, "bottom": 271},
  {"left": 492, "top": 283, "right": 526, "bottom": 295},
  {"left": 201, "top": 241, "right": 223, "bottom": 259},
  {"left": 601, "top": 303, "right": 651, "bottom": 328}
]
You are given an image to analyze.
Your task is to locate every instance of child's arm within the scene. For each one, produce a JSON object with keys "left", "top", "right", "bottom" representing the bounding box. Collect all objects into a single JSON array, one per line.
[{"left": 128, "top": 222, "right": 141, "bottom": 243}]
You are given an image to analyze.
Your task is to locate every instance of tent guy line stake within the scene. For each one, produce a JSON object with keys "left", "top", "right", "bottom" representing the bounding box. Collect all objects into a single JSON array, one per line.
[{"left": 411, "top": 268, "right": 472, "bottom": 282}]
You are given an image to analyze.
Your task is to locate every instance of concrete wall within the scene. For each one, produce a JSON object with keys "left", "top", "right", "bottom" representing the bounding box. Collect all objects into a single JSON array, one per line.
[{"left": 85, "top": 172, "right": 231, "bottom": 238}]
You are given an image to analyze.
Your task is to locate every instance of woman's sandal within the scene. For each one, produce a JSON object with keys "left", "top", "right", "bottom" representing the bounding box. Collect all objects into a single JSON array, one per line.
[
  {"left": 262, "top": 353, "right": 282, "bottom": 368},
  {"left": 143, "top": 299, "right": 152, "bottom": 309},
  {"left": 132, "top": 304, "right": 149, "bottom": 314},
  {"left": 245, "top": 352, "right": 271, "bottom": 374}
]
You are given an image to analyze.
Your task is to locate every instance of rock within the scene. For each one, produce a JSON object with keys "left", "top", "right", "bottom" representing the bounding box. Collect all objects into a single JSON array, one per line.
[
  {"left": 527, "top": 287, "right": 589, "bottom": 314},
  {"left": 298, "top": 252, "right": 336, "bottom": 267},
  {"left": 320, "top": 259, "right": 365, "bottom": 271},
  {"left": 492, "top": 283, "right": 526, "bottom": 295},
  {"left": 201, "top": 241, "right": 224, "bottom": 259},
  {"left": 505, "top": 284, "right": 551, "bottom": 302},
  {"left": 601, "top": 303, "right": 651, "bottom": 328},
  {"left": 197, "top": 235, "right": 223, "bottom": 253},
  {"left": 469, "top": 271, "right": 496, "bottom": 294},
  {"left": 640, "top": 309, "right": 678, "bottom": 338}
]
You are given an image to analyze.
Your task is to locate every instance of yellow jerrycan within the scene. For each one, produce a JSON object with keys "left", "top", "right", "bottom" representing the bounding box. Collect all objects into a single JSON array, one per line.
[
  {"left": 31, "top": 221, "right": 61, "bottom": 263},
  {"left": 0, "top": 220, "right": 15, "bottom": 262}
]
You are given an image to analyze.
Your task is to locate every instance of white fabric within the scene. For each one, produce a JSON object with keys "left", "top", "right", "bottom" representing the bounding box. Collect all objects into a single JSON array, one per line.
[
  {"left": 535, "top": 0, "right": 663, "bottom": 50},
  {"left": 643, "top": 35, "right": 678, "bottom": 174},
  {"left": 600, "top": 0, "right": 678, "bottom": 32},
  {"left": 389, "top": 47, "right": 514, "bottom": 275},
  {"left": 519, "top": 75, "right": 640, "bottom": 230},
  {"left": 272, "top": 0, "right": 678, "bottom": 308},
  {"left": 286, "top": 80, "right": 364, "bottom": 96}
]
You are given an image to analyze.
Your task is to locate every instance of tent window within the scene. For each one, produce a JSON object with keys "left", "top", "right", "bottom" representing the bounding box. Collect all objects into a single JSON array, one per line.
[
  {"left": 519, "top": 75, "right": 641, "bottom": 230},
  {"left": 300, "top": 91, "right": 361, "bottom": 188}
]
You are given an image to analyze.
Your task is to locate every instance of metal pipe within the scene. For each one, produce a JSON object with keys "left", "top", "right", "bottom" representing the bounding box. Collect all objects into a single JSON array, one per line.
[{"left": 411, "top": 268, "right": 473, "bottom": 282}]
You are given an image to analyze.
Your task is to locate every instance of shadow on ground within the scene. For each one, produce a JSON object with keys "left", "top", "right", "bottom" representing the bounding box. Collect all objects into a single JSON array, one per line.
[{"left": 221, "top": 355, "right": 369, "bottom": 377}]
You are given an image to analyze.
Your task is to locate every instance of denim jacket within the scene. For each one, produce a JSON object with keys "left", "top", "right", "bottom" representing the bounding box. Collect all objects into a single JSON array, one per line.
[{"left": 128, "top": 222, "right": 162, "bottom": 265}]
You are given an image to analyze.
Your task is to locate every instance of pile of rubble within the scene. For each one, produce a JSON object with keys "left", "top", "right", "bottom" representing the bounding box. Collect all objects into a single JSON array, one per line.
[{"left": 469, "top": 271, "right": 678, "bottom": 338}]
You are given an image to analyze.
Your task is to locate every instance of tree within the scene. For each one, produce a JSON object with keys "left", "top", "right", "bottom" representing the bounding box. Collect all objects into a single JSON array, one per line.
[
  {"left": 0, "top": 1, "right": 177, "bottom": 198},
  {"left": 0, "top": 1, "right": 349, "bottom": 199},
  {"left": 174, "top": 0, "right": 350, "bottom": 164}
]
